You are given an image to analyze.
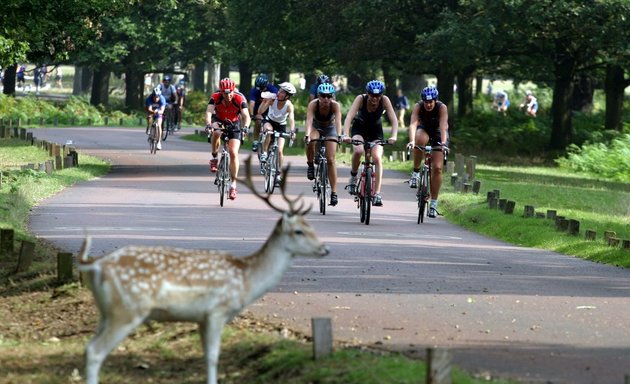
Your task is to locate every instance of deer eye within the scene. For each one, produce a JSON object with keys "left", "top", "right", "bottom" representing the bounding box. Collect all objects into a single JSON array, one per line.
[{"left": 294, "top": 230, "right": 304, "bottom": 236}]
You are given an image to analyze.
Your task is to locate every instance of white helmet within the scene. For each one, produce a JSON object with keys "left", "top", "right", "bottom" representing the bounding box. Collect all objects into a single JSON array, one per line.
[
  {"left": 278, "top": 82, "right": 297, "bottom": 95},
  {"left": 152, "top": 87, "right": 161, "bottom": 96}
]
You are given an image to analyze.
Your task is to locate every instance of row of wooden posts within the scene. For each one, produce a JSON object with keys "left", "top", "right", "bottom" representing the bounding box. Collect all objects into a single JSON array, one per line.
[
  {"left": 486, "top": 189, "right": 630, "bottom": 249},
  {"left": 0, "top": 116, "right": 193, "bottom": 129}
]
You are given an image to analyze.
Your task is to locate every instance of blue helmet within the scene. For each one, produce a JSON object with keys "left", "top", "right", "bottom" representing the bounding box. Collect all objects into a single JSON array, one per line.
[
  {"left": 317, "top": 83, "right": 335, "bottom": 95},
  {"left": 421, "top": 86, "right": 439, "bottom": 101},
  {"left": 317, "top": 74, "right": 331, "bottom": 85},
  {"left": 255, "top": 74, "right": 269, "bottom": 89},
  {"left": 366, "top": 80, "right": 385, "bottom": 95}
]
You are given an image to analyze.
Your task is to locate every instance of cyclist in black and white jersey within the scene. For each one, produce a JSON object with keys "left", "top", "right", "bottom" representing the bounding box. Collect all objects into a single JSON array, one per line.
[{"left": 159, "top": 75, "right": 178, "bottom": 122}]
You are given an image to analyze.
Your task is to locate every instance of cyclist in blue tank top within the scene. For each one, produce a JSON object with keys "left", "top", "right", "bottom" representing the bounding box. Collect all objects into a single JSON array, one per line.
[
  {"left": 342, "top": 80, "right": 398, "bottom": 207},
  {"left": 407, "top": 86, "right": 449, "bottom": 218}
]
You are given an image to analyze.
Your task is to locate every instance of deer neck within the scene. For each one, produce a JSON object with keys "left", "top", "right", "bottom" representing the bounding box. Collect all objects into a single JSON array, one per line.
[{"left": 242, "top": 222, "right": 294, "bottom": 303}]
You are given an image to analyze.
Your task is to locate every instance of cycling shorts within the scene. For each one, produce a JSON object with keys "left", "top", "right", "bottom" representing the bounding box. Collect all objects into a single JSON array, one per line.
[
  {"left": 417, "top": 125, "right": 449, "bottom": 148},
  {"left": 263, "top": 118, "right": 287, "bottom": 134},
  {"left": 312, "top": 121, "right": 337, "bottom": 138},
  {"left": 350, "top": 116, "right": 384, "bottom": 142}
]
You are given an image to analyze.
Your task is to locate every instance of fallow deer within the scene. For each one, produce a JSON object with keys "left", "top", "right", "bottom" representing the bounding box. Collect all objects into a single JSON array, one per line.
[{"left": 78, "top": 157, "right": 329, "bottom": 384}]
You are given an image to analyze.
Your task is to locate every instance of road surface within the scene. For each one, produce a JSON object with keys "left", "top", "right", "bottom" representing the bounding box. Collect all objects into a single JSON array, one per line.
[{"left": 28, "top": 127, "right": 630, "bottom": 384}]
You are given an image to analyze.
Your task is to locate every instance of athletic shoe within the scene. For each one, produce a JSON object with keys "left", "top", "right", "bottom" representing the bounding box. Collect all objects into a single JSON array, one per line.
[
  {"left": 228, "top": 187, "right": 237, "bottom": 200},
  {"left": 347, "top": 175, "right": 358, "bottom": 195},
  {"left": 307, "top": 165, "right": 315, "bottom": 180},
  {"left": 330, "top": 192, "right": 338, "bottom": 206},
  {"left": 373, "top": 193, "right": 383, "bottom": 206},
  {"left": 409, "top": 172, "right": 419, "bottom": 188},
  {"left": 259, "top": 152, "right": 268, "bottom": 163},
  {"left": 252, "top": 140, "right": 259, "bottom": 152},
  {"left": 156, "top": 142, "right": 162, "bottom": 150},
  {"left": 209, "top": 159, "right": 218, "bottom": 173}
]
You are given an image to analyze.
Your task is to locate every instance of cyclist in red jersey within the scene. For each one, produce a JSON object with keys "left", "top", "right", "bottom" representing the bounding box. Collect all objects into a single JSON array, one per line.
[{"left": 205, "top": 78, "right": 251, "bottom": 200}]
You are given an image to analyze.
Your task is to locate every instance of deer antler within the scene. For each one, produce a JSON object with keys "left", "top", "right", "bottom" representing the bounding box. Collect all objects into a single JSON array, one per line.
[{"left": 238, "top": 156, "right": 311, "bottom": 216}]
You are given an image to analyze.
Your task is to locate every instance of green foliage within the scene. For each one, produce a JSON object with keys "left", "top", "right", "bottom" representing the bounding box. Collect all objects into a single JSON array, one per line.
[
  {"left": 0, "top": 94, "right": 138, "bottom": 126},
  {"left": 556, "top": 134, "right": 630, "bottom": 182}
]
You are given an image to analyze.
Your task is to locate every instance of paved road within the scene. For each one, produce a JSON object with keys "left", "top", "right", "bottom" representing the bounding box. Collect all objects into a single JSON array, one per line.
[{"left": 28, "top": 127, "right": 630, "bottom": 384}]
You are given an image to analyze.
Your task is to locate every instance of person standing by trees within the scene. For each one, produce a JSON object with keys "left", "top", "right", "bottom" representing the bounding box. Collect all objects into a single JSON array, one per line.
[
  {"left": 342, "top": 80, "right": 398, "bottom": 207},
  {"left": 519, "top": 90, "right": 538, "bottom": 117},
  {"left": 308, "top": 74, "right": 331, "bottom": 102},
  {"left": 395, "top": 89, "right": 409, "bottom": 129},
  {"left": 407, "top": 86, "right": 449, "bottom": 218}
]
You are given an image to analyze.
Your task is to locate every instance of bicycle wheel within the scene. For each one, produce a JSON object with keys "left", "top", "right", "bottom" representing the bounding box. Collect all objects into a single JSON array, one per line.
[
  {"left": 149, "top": 124, "right": 158, "bottom": 154},
  {"left": 264, "top": 151, "right": 275, "bottom": 193},
  {"left": 363, "top": 168, "right": 372, "bottom": 225},
  {"left": 417, "top": 172, "right": 429, "bottom": 223},
  {"left": 318, "top": 160, "right": 328, "bottom": 214},
  {"left": 270, "top": 149, "right": 281, "bottom": 194},
  {"left": 162, "top": 108, "right": 172, "bottom": 141},
  {"left": 218, "top": 154, "right": 229, "bottom": 207}
]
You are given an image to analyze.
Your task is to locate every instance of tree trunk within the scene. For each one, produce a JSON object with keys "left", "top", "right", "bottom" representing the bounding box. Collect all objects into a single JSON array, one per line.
[
  {"left": 605, "top": 64, "right": 626, "bottom": 131},
  {"left": 90, "top": 68, "right": 110, "bottom": 107},
  {"left": 192, "top": 62, "right": 205, "bottom": 93},
  {"left": 549, "top": 57, "right": 576, "bottom": 150},
  {"left": 457, "top": 66, "right": 475, "bottom": 118},
  {"left": 475, "top": 75, "right": 483, "bottom": 96},
  {"left": 571, "top": 74, "right": 593, "bottom": 112},
  {"left": 436, "top": 64, "right": 455, "bottom": 136},
  {"left": 80, "top": 67, "right": 93, "bottom": 94},
  {"left": 2, "top": 64, "right": 17, "bottom": 96},
  {"left": 382, "top": 65, "right": 397, "bottom": 101},
  {"left": 239, "top": 63, "right": 253, "bottom": 98},
  {"left": 125, "top": 69, "right": 143, "bottom": 111}
]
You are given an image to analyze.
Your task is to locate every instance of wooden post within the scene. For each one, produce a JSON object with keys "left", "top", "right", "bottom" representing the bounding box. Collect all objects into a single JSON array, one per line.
[
  {"left": 139, "top": 117, "right": 144, "bottom": 126},
  {"left": 559, "top": 219, "right": 569, "bottom": 232},
  {"left": 472, "top": 180, "right": 481, "bottom": 194},
  {"left": 455, "top": 154, "right": 466, "bottom": 183},
  {"left": 55, "top": 155, "right": 63, "bottom": 170},
  {"left": 486, "top": 191, "right": 495, "bottom": 201},
  {"left": 622, "top": 240, "right": 630, "bottom": 250},
  {"left": 554, "top": 216, "right": 565, "bottom": 229},
  {"left": 523, "top": 205, "right": 535, "bottom": 218},
  {"left": 450, "top": 174, "right": 457, "bottom": 187},
  {"left": 20, "top": 128, "right": 27, "bottom": 140},
  {"left": 15, "top": 241, "right": 36, "bottom": 273},
  {"left": 311, "top": 317, "right": 333, "bottom": 360},
  {"left": 498, "top": 198, "right": 507, "bottom": 211},
  {"left": 546, "top": 210, "right": 557, "bottom": 220},
  {"left": 119, "top": 117, "right": 124, "bottom": 126},
  {"left": 535, "top": 212, "right": 546, "bottom": 219},
  {"left": 462, "top": 183, "right": 471, "bottom": 193},
  {"left": 104, "top": 116, "right": 109, "bottom": 126},
  {"left": 426, "top": 347, "right": 452, "bottom": 384},
  {"left": 568, "top": 219, "right": 580, "bottom": 236},
  {"left": 1, "top": 228, "right": 14, "bottom": 256},
  {"left": 57, "top": 252, "right": 74, "bottom": 282},
  {"left": 604, "top": 231, "right": 616, "bottom": 242},
  {"left": 585, "top": 230, "right": 596, "bottom": 241},
  {"left": 488, "top": 198, "right": 498, "bottom": 209},
  {"left": 465, "top": 155, "right": 477, "bottom": 181},
  {"left": 504, "top": 200, "right": 516, "bottom": 214},
  {"left": 608, "top": 237, "right": 620, "bottom": 247},
  {"left": 492, "top": 189, "right": 500, "bottom": 199}
]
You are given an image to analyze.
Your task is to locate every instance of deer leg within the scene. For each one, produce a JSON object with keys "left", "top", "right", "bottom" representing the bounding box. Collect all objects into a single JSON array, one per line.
[
  {"left": 85, "top": 314, "right": 146, "bottom": 384},
  {"left": 199, "top": 314, "right": 228, "bottom": 384}
]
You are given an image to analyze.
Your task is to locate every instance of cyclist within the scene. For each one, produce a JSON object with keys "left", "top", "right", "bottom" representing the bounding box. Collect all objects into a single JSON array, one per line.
[
  {"left": 205, "top": 78, "right": 251, "bottom": 200},
  {"left": 407, "top": 86, "right": 449, "bottom": 218},
  {"left": 342, "top": 80, "right": 398, "bottom": 207},
  {"left": 304, "top": 82, "right": 343, "bottom": 207},
  {"left": 249, "top": 74, "right": 278, "bottom": 152},
  {"left": 519, "top": 90, "right": 538, "bottom": 117},
  {"left": 257, "top": 82, "right": 297, "bottom": 186},
  {"left": 145, "top": 87, "right": 167, "bottom": 150},
  {"left": 174, "top": 79, "right": 187, "bottom": 130},
  {"left": 492, "top": 90, "right": 510, "bottom": 114},
  {"left": 159, "top": 75, "right": 178, "bottom": 130},
  {"left": 308, "top": 74, "right": 331, "bottom": 101}
]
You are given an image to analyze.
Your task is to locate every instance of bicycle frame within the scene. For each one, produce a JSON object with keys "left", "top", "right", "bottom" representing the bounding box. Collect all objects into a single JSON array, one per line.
[
  {"left": 414, "top": 145, "right": 433, "bottom": 223},
  {"left": 312, "top": 137, "right": 338, "bottom": 215},
  {"left": 263, "top": 131, "right": 292, "bottom": 194},
  {"left": 148, "top": 111, "right": 161, "bottom": 154},
  {"left": 212, "top": 121, "right": 235, "bottom": 207},
  {"left": 350, "top": 139, "right": 386, "bottom": 225}
]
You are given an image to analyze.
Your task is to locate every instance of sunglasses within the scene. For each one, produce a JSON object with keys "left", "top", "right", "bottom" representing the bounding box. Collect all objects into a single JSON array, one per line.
[
  {"left": 319, "top": 94, "right": 333, "bottom": 99},
  {"left": 368, "top": 93, "right": 382, "bottom": 98}
]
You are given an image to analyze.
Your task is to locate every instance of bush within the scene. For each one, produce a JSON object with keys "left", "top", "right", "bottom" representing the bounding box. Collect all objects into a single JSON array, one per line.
[{"left": 556, "top": 133, "right": 630, "bottom": 182}]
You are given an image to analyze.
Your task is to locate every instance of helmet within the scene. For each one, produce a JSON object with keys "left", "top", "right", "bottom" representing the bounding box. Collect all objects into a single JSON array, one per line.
[
  {"left": 421, "top": 86, "right": 439, "bottom": 101},
  {"left": 366, "top": 80, "right": 385, "bottom": 95},
  {"left": 219, "top": 78, "right": 235, "bottom": 93},
  {"left": 278, "top": 82, "right": 297, "bottom": 95},
  {"left": 152, "top": 87, "right": 161, "bottom": 96},
  {"left": 317, "top": 83, "right": 335, "bottom": 95},
  {"left": 163, "top": 75, "right": 172, "bottom": 82},
  {"left": 254, "top": 74, "right": 269, "bottom": 89},
  {"left": 317, "top": 74, "right": 331, "bottom": 85}
]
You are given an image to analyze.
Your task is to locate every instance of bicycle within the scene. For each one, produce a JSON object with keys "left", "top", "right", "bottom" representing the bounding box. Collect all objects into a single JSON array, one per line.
[
  {"left": 346, "top": 139, "right": 388, "bottom": 225},
  {"left": 162, "top": 104, "right": 176, "bottom": 141},
  {"left": 147, "top": 111, "right": 161, "bottom": 154},
  {"left": 311, "top": 136, "right": 340, "bottom": 215},
  {"left": 409, "top": 144, "right": 447, "bottom": 223},
  {"left": 211, "top": 121, "right": 234, "bottom": 207},
  {"left": 262, "top": 131, "right": 293, "bottom": 194}
]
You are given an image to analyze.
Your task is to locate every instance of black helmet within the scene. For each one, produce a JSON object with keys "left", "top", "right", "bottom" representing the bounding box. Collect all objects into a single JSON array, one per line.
[{"left": 254, "top": 74, "right": 269, "bottom": 89}]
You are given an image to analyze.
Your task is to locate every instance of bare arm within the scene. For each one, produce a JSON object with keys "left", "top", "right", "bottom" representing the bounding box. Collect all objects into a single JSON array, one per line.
[
  {"left": 205, "top": 104, "right": 215, "bottom": 127},
  {"left": 408, "top": 103, "right": 420, "bottom": 145},
  {"left": 382, "top": 96, "right": 398, "bottom": 142},
  {"left": 333, "top": 101, "right": 343, "bottom": 137},
  {"left": 343, "top": 95, "right": 363, "bottom": 137},
  {"left": 240, "top": 106, "right": 251, "bottom": 128},
  {"left": 257, "top": 99, "right": 272, "bottom": 115},
  {"left": 438, "top": 104, "right": 449, "bottom": 145},
  {"left": 305, "top": 99, "right": 316, "bottom": 137},
  {"left": 287, "top": 102, "right": 295, "bottom": 132}
]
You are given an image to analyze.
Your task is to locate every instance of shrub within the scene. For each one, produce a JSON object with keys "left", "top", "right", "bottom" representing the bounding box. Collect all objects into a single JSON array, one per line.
[{"left": 556, "top": 133, "right": 630, "bottom": 182}]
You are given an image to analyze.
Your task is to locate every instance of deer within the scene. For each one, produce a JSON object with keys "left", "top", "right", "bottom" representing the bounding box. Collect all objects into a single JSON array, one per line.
[{"left": 78, "top": 156, "right": 329, "bottom": 384}]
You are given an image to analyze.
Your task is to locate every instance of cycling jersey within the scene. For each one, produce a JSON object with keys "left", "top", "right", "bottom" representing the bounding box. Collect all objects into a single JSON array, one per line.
[
  {"left": 145, "top": 95, "right": 166, "bottom": 112},
  {"left": 350, "top": 95, "right": 385, "bottom": 142},
  {"left": 249, "top": 84, "right": 278, "bottom": 115},
  {"left": 313, "top": 100, "right": 335, "bottom": 126},
  {"left": 416, "top": 101, "right": 445, "bottom": 133},
  {"left": 159, "top": 84, "right": 177, "bottom": 103},
  {"left": 266, "top": 100, "right": 289, "bottom": 125},
  {"left": 209, "top": 92, "right": 247, "bottom": 123}
]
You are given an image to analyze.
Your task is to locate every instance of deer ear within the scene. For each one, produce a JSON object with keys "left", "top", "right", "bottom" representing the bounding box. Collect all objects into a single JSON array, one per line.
[{"left": 281, "top": 212, "right": 294, "bottom": 231}]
